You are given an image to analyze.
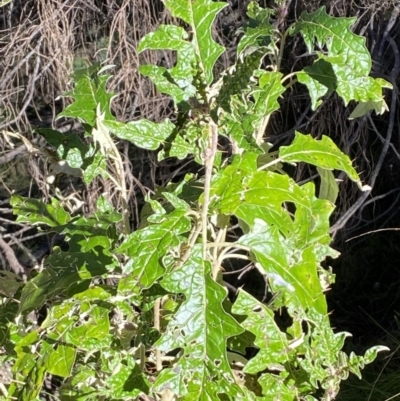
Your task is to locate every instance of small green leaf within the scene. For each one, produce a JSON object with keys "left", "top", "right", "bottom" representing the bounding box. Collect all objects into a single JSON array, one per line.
[
  {"left": 58, "top": 73, "right": 115, "bottom": 126},
  {"left": 317, "top": 167, "right": 339, "bottom": 203},
  {"left": 363, "top": 345, "right": 389, "bottom": 365},
  {"left": 252, "top": 70, "right": 286, "bottom": 122},
  {"left": 67, "top": 304, "right": 111, "bottom": 348},
  {"left": 138, "top": 25, "right": 197, "bottom": 104},
  {"left": 11, "top": 195, "right": 71, "bottom": 227},
  {"left": 47, "top": 344, "right": 76, "bottom": 378},
  {"left": 36, "top": 128, "right": 89, "bottom": 168},
  {"left": 237, "top": 2, "right": 275, "bottom": 57},
  {"left": 83, "top": 151, "right": 108, "bottom": 184}
]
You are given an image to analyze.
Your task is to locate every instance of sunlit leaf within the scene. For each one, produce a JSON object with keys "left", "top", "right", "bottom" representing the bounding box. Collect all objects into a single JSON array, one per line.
[
  {"left": 292, "top": 7, "right": 392, "bottom": 109},
  {"left": 163, "top": 0, "right": 227, "bottom": 85},
  {"left": 58, "top": 73, "right": 115, "bottom": 125},
  {"left": 47, "top": 344, "right": 76, "bottom": 378},
  {"left": 103, "top": 118, "right": 174, "bottom": 150},
  {"left": 153, "top": 245, "right": 244, "bottom": 400},
  {"left": 117, "top": 210, "right": 191, "bottom": 295},
  {"left": 279, "top": 132, "right": 360, "bottom": 185}
]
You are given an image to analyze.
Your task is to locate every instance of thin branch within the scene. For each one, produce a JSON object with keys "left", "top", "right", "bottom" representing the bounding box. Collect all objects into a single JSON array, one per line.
[{"left": 0, "top": 235, "right": 28, "bottom": 281}]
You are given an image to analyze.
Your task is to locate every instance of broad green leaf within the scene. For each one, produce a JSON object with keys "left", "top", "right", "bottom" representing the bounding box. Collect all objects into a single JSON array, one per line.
[
  {"left": 138, "top": 25, "right": 197, "bottom": 104},
  {"left": 103, "top": 118, "right": 174, "bottom": 150},
  {"left": 139, "top": 64, "right": 196, "bottom": 104},
  {"left": 11, "top": 195, "right": 71, "bottom": 227},
  {"left": 291, "top": 8, "right": 370, "bottom": 75},
  {"left": 212, "top": 153, "right": 335, "bottom": 250},
  {"left": 47, "top": 246, "right": 115, "bottom": 276},
  {"left": 117, "top": 210, "right": 191, "bottom": 295},
  {"left": 67, "top": 304, "right": 110, "bottom": 348},
  {"left": 164, "top": 0, "right": 227, "bottom": 85},
  {"left": 214, "top": 169, "right": 309, "bottom": 215},
  {"left": 58, "top": 73, "right": 115, "bottom": 126},
  {"left": 55, "top": 213, "right": 120, "bottom": 247},
  {"left": 153, "top": 245, "right": 244, "bottom": 400},
  {"left": 232, "top": 291, "right": 290, "bottom": 375},
  {"left": 296, "top": 69, "right": 328, "bottom": 109},
  {"left": 279, "top": 132, "right": 360, "bottom": 185},
  {"left": 83, "top": 151, "right": 108, "bottom": 184},
  {"left": 238, "top": 220, "right": 327, "bottom": 315},
  {"left": 47, "top": 344, "right": 76, "bottom": 377},
  {"left": 317, "top": 167, "right": 338, "bottom": 203},
  {"left": 292, "top": 7, "right": 392, "bottom": 108}
]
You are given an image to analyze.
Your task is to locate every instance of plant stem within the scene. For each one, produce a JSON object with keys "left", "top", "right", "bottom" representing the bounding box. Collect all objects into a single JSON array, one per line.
[{"left": 202, "top": 121, "right": 218, "bottom": 261}]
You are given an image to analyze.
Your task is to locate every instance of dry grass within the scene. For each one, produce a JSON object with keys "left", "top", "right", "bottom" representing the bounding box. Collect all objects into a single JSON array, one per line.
[{"left": 0, "top": 0, "right": 399, "bottom": 234}]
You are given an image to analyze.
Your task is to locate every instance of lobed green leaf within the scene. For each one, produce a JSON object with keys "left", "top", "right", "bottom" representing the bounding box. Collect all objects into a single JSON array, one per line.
[
  {"left": 292, "top": 7, "right": 392, "bottom": 110},
  {"left": 153, "top": 245, "right": 244, "bottom": 400},
  {"left": 163, "top": 0, "right": 227, "bottom": 85},
  {"left": 58, "top": 73, "right": 115, "bottom": 126},
  {"left": 279, "top": 132, "right": 361, "bottom": 185}
]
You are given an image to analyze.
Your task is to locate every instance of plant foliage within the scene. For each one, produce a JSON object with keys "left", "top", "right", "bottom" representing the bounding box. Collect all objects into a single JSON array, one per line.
[{"left": 0, "top": 1, "right": 391, "bottom": 400}]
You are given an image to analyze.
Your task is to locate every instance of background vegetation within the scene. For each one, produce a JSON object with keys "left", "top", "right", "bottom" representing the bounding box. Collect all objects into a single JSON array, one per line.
[{"left": 1, "top": 0, "right": 400, "bottom": 400}]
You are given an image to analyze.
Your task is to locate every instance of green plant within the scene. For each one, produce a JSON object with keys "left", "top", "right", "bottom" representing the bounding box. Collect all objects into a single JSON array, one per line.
[{"left": 0, "top": 1, "right": 392, "bottom": 400}]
